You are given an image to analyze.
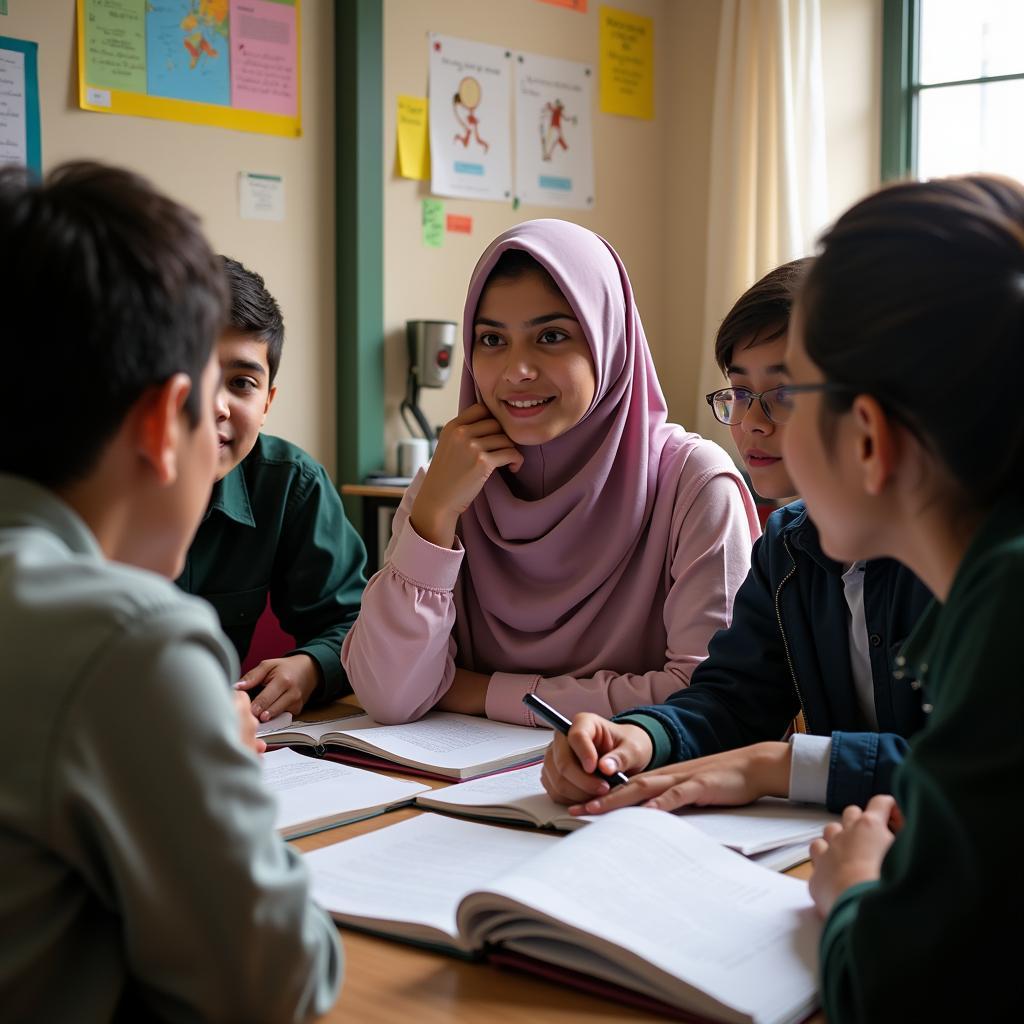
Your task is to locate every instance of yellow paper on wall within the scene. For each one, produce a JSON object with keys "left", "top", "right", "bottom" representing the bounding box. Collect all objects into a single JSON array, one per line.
[
  {"left": 599, "top": 6, "right": 654, "bottom": 120},
  {"left": 397, "top": 94, "right": 431, "bottom": 181}
]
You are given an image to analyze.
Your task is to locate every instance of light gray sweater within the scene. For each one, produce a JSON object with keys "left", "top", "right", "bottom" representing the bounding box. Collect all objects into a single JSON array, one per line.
[{"left": 0, "top": 474, "right": 342, "bottom": 1022}]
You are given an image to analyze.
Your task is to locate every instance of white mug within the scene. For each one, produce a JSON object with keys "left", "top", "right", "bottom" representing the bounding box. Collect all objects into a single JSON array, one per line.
[{"left": 397, "top": 437, "right": 430, "bottom": 478}]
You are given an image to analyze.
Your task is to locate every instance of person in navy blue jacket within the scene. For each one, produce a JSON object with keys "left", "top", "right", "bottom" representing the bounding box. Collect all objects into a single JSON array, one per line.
[{"left": 540, "top": 259, "right": 932, "bottom": 816}]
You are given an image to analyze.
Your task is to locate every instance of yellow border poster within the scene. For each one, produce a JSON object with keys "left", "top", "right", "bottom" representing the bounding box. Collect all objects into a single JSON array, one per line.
[{"left": 77, "top": 0, "right": 302, "bottom": 137}]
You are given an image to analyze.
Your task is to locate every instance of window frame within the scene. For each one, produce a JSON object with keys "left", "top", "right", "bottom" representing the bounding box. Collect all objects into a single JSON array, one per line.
[
  {"left": 335, "top": 0, "right": 385, "bottom": 502},
  {"left": 881, "top": 0, "right": 1024, "bottom": 181}
]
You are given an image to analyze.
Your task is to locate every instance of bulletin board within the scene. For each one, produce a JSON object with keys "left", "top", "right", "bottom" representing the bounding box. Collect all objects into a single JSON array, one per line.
[{"left": 76, "top": 0, "right": 301, "bottom": 137}]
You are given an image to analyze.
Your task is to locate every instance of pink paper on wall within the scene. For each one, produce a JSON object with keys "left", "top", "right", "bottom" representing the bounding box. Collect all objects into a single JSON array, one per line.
[{"left": 229, "top": 0, "right": 298, "bottom": 118}]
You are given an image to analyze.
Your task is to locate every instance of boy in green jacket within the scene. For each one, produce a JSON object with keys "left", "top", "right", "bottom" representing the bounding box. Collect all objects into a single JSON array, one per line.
[{"left": 177, "top": 257, "right": 367, "bottom": 721}]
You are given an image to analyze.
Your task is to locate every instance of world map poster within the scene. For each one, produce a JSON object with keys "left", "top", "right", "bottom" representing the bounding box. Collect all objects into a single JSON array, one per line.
[{"left": 77, "top": 0, "right": 300, "bottom": 137}]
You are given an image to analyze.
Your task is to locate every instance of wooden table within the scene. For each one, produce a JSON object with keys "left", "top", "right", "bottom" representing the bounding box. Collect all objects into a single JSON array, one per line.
[{"left": 290, "top": 728, "right": 823, "bottom": 1024}]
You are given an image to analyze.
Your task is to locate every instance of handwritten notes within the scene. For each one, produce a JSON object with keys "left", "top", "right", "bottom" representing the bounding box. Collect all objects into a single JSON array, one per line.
[
  {"left": 0, "top": 36, "right": 40, "bottom": 173},
  {"left": 82, "top": 0, "right": 147, "bottom": 94},
  {"left": 599, "top": 6, "right": 653, "bottom": 120},
  {"left": 422, "top": 198, "right": 444, "bottom": 248},
  {"left": 396, "top": 95, "right": 430, "bottom": 181}
]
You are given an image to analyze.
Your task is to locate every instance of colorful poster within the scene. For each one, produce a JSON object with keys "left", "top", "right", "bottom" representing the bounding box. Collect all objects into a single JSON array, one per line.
[
  {"left": 514, "top": 52, "right": 594, "bottom": 210},
  {"left": 396, "top": 94, "right": 430, "bottom": 181},
  {"left": 0, "top": 36, "right": 41, "bottom": 174},
  {"left": 429, "top": 34, "right": 511, "bottom": 203},
  {"left": 77, "top": 0, "right": 301, "bottom": 137},
  {"left": 230, "top": 0, "right": 298, "bottom": 117},
  {"left": 599, "top": 5, "right": 653, "bottom": 120},
  {"left": 146, "top": 0, "right": 230, "bottom": 106}
]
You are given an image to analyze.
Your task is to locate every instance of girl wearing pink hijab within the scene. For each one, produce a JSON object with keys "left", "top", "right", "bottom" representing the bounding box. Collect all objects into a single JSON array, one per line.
[{"left": 342, "top": 220, "right": 760, "bottom": 725}]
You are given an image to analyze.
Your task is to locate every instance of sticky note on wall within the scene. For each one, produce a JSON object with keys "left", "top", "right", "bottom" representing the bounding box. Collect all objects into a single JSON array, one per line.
[
  {"left": 599, "top": 6, "right": 654, "bottom": 120},
  {"left": 422, "top": 198, "right": 444, "bottom": 247},
  {"left": 397, "top": 95, "right": 430, "bottom": 180},
  {"left": 446, "top": 214, "right": 472, "bottom": 234}
]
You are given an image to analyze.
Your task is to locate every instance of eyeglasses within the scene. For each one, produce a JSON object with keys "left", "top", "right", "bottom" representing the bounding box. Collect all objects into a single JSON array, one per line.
[
  {"left": 705, "top": 385, "right": 793, "bottom": 426},
  {"left": 705, "top": 382, "right": 846, "bottom": 426}
]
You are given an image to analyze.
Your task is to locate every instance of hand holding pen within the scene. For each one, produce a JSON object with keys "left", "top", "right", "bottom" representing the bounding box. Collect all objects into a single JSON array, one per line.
[
  {"left": 526, "top": 694, "right": 662, "bottom": 816},
  {"left": 524, "top": 693, "right": 630, "bottom": 787}
]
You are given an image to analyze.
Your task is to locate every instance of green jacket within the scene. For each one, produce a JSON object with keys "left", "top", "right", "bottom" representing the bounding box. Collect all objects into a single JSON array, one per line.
[
  {"left": 820, "top": 497, "right": 1024, "bottom": 1021},
  {"left": 177, "top": 434, "right": 367, "bottom": 702}
]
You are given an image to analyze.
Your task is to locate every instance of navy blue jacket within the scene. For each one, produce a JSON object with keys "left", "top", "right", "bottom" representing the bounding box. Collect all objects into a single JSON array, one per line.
[{"left": 618, "top": 501, "right": 934, "bottom": 813}]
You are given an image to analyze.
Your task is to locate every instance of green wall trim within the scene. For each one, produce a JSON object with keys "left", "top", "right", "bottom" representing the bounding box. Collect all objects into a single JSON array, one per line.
[
  {"left": 336, "top": 0, "right": 384, "bottom": 503},
  {"left": 880, "top": 0, "right": 917, "bottom": 182}
]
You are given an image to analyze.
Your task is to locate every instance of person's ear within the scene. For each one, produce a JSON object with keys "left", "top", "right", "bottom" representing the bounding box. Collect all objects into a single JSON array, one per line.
[
  {"left": 262, "top": 383, "right": 278, "bottom": 421},
  {"left": 137, "top": 373, "right": 192, "bottom": 485},
  {"left": 851, "top": 394, "right": 897, "bottom": 497}
]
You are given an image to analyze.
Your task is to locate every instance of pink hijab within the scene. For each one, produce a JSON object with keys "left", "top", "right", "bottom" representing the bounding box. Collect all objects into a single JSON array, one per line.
[{"left": 454, "top": 219, "right": 694, "bottom": 670}]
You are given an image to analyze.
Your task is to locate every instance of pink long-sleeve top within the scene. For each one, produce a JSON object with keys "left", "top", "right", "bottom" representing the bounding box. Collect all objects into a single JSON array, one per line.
[{"left": 342, "top": 436, "right": 760, "bottom": 726}]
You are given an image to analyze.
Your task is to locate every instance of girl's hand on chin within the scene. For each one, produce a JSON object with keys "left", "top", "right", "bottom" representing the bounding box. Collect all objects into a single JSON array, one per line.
[{"left": 410, "top": 403, "right": 523, "bottom": 548}]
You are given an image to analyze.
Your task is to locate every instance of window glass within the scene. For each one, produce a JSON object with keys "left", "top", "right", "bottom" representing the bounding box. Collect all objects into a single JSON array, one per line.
[
  {"left": 917, "top": 79, "right": 1024, "bottom": 180},
  {"left": 919, "top": 0, "right": 1024, "bottom": 85}
]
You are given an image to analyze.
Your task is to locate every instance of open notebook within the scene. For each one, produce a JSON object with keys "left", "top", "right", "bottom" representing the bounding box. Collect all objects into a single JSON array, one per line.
[
  {"left": 416, "top": 762, "right": 835, "bottom": 857},
  {"left": 261, "top": 711, "right": 551, "bottom": 780},
  {"left": 260, "top": 748, "right": 430, "bottom": 839},
  {"left": 306, "top": 811, "right": 820, "bottom": 1024}
]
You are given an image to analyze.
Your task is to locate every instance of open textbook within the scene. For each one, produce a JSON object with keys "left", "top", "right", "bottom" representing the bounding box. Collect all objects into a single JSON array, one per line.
[
  {"left": 261, "top": 748, "right": 430, "bottom": 839},
  {"left": 416, "top": 763, "right": 836, "bottom": 857},
  {"left": 261, "top": 711, "right": 551, "bottom": 780},
  {"left": 306, "top": 810, "right": 820, "bottom": 1024}
]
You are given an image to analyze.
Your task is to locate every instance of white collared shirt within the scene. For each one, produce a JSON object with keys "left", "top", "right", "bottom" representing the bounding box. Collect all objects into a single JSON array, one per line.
[{"left": 788, "top": 561, "right": 873, "bottom": 804}]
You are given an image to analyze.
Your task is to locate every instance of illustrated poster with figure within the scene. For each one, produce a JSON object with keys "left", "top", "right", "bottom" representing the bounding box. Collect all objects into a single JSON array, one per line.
[
  {"left": 514, "top": 51, "right": 594, "bottom": 209},
  {"left": 428, "top": 34, "right": 511, "bottom": 203}
]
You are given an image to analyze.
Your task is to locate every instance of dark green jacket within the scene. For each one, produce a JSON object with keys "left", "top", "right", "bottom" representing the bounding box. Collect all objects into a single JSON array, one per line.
[
  {"left": 176, "top": 434, "right": 367, "bottom": 702},
  {"left": 819, "top": 498, "right": 1024, "bottom": 1022}
]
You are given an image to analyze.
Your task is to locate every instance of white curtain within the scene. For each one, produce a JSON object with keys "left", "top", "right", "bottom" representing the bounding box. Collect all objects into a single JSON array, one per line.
[{"left": 695, "top": 0, "right": 829, "bottom": 439}]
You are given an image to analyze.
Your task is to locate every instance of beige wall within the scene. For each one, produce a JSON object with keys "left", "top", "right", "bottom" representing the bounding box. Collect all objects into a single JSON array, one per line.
[
  {"left": 5, "top": 0, "right": 881, "bottom": 477},
  {"left": 382, "top": 0, "right": 673, "bottom": 470},
  {"left": 822, "top": 0, "right": 883, "bottom": 221},
  {"left": 2, "top": 0, "right": 337, "bottom": 471},
  {"left": 382, "top": 0, "right": 882, "bottom": 455},
  {"left": 662, "top": 0, "right": 722, "bottom": 429}
]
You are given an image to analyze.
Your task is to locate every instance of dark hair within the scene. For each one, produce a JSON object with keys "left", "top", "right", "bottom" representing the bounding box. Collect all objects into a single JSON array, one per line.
[
  {"left": 221, "top": 255, "right": 285, "bottom": 383},
  {"left": 485, "top": 248, "right": 562, "bottom": 295},
  {"left": 0, "top": 161, "right": 227, "bottom": 488},
  {"left": 801, "top": 173, "right": 1024, "bottom": 507},
  {"left": 714, "top": 258, "right": 812, "bottom": 372}
]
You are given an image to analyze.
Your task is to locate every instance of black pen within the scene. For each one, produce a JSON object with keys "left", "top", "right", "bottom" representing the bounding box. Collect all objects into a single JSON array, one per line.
[{"left": 523, "top": 693, "right": 630, "bottom": 787}]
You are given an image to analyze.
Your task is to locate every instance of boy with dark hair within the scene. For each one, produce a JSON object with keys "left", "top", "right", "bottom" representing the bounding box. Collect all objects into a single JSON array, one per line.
[
  {"left": 177, "top": 256, "right": 367, "bottom": 721},
  {"left": 0, "top": 163, "right": 341, "bottom": 1021},
  {"left": 543, "top": 258, "right": 934, "bottom": 818}
]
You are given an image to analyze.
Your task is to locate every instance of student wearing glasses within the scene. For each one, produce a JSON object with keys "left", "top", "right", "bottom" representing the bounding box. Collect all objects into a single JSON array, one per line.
[{"left": 541, "top": 258, "right": 933, "bottom": 817}]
